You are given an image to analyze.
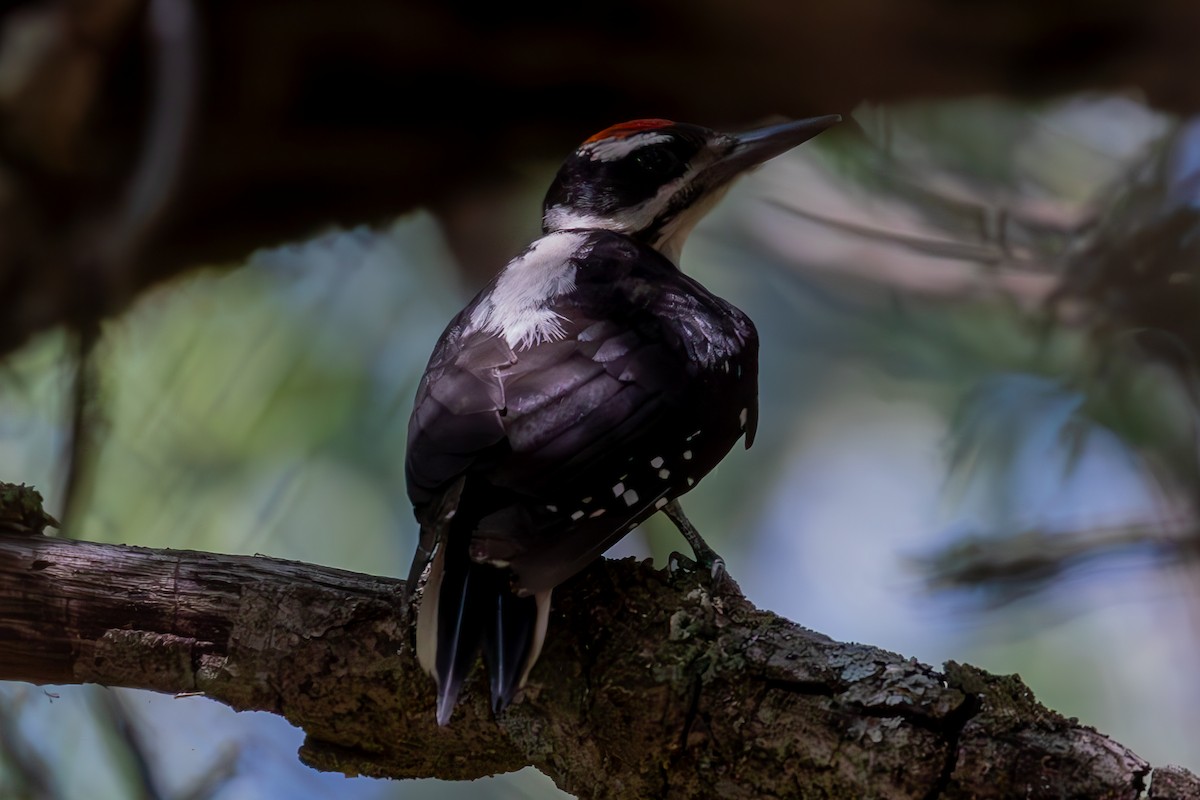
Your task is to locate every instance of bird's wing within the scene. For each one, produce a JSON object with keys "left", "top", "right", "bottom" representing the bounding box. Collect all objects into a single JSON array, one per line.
[
  {"left": 405, "top": 232, "right": 757, "bottom": 592},
  {"left": 405, "top": 307, "right": 684, "bottom": 510}
]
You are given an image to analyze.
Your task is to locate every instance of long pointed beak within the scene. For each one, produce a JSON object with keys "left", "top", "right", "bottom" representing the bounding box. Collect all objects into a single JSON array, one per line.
[{"left": 717, "top": 114, "right": 842, "bottom": 176}]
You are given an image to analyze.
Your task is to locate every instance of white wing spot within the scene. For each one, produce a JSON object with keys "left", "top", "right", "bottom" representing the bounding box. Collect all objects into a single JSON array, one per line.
[
  {"left": 612, "top": 482, "right": 624, "bottom": 498},
  {"left": 622, "top": 489, "right": 639, "bottom": 506},
  {"left": 546, "top": 505, "right": 558, "bottom": 513},
  {"left": 571, "top": 510, "right": 585, "bottom": 521},
  {"left": 686, "top": 430, "right": 701, "bottom": 441},
  {"left": 686, "top": 477, "right": 695, "bottom": 486},
  {"left": 739, "top": 407, "right": 748, "bottom": 428},
  {"left": 582, "top": 496, "right": 593, "bottom": 504},
  {"left": 683, "top": 450, "right": 693, "bottom": 460},
  {"left": 658, "top": 468, "right": 670, "bottom": 479},
  {"left": 655, "top": 497, "right": 668, "bottom": 509},
  {"left": 590, "top": 508, "right": 606, "bottom": 518},
  {"left": 650, "top": 456, "right": 664, "bottom": 468}
]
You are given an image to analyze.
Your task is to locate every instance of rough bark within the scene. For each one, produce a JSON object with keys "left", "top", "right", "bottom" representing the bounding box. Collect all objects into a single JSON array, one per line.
[{"left": 0, "top": 530, "right": 1196, "bottom": 799}]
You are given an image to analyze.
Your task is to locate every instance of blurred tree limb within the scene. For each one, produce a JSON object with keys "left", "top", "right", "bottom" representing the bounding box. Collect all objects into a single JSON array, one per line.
[
  {"left": 1, "top": 528, "right": 1197, "bottom": 799},
  {"left": 4, "top": 0, "right": 1200, "bottom": 357}
]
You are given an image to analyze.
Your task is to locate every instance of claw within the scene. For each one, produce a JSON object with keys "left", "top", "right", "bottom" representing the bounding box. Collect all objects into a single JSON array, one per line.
[{"left": 668, "top": 550, "right": 696, "bottom": 576}]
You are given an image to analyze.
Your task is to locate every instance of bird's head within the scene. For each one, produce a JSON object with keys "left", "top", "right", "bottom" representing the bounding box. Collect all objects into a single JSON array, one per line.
[{"left": 542, "top": 115, "right": 840, "bottom": 262}]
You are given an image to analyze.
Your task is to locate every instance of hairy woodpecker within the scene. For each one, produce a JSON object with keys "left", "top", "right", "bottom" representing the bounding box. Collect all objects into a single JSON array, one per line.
[{"left": 406, "top": 115, "right": 840, "bottom": 724}]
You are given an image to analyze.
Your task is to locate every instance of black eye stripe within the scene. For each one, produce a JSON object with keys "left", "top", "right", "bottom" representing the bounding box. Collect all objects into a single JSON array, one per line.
[
  {"left": 585, "top": 142, "right": 693, "bottom": 210},
  {"left": 633, "top": 145, "right": 683, "bottom": 177}
]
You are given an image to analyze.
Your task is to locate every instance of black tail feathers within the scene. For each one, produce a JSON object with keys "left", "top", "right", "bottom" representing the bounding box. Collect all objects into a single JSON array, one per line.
[{"left": 434, "top": 557, "right": 538, "bottom": 725}]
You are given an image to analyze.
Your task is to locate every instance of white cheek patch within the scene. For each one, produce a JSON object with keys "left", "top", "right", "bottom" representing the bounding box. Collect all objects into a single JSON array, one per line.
[
  {"left": 582, "top": 132, "right": 673, "bottom": 162},
  {"left": 542, "top": 206, "right": 610, "bottom": 233}
]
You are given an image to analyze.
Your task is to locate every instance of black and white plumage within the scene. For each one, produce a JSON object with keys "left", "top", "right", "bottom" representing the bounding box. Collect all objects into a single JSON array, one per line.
[{"left": 405, "top": 115, "right": 840, "bottom": 725}]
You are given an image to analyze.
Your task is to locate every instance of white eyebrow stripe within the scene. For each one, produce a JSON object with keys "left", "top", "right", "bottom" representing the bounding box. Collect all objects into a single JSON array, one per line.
[{"left": 582, "top": 132, "right": 673, "bottom": 162}]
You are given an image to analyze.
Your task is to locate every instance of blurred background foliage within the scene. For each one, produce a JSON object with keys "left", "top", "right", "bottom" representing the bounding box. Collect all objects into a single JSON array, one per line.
[{"left": 4, "top": 77, "right": 1200, "bottom": 800}]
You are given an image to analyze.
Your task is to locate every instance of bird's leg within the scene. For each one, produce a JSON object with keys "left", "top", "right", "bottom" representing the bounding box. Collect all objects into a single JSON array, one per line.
[{"left": 663, "top": 499, "right": 726, "bottom": 585}]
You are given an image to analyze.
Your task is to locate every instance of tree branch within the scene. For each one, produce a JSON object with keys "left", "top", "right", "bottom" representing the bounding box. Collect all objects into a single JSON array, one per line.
[{"left": 0, "top": 531, "right": 1195, "bottom": 799}]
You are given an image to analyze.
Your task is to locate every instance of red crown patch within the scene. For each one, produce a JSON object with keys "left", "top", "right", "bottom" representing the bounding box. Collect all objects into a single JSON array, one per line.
[{"left": 584, "top": 119, "right": 675, "bottom": 144}]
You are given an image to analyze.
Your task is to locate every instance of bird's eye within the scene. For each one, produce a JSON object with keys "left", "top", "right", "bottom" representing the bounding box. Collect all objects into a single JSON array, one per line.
[{"left": 634, "top": 147, "right": 680, "bottom": 176}]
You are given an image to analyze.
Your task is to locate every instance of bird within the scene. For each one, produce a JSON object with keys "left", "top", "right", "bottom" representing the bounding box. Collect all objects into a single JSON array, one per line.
[{"left": 405, "top": 114, "right": 840, "bottom": 725}]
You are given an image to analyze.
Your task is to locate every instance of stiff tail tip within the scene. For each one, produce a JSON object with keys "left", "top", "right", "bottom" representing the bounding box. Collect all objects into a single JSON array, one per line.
[{"left": 420, "top": 556, "right": 550, "bottom": 725}]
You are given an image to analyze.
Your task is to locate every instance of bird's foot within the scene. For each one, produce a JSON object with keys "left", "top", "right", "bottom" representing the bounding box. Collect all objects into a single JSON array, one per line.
[
  {"left": 668, "top": 550, "right": 726, "bottom": 586},
  {"left": 663, "top": 500, "right": 729, "bottom": 593}
]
